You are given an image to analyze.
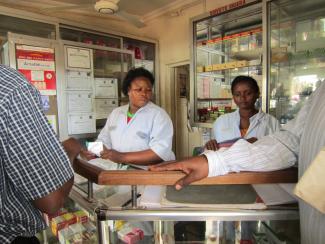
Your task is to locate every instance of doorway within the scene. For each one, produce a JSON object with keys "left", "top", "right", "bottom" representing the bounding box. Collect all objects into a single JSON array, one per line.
[{"left": 169, "top": 62, "right": 190, "bottom": 159}]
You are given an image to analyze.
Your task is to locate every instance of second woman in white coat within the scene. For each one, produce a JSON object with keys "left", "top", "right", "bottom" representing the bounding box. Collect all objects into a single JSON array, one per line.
[{"left": 205, "top": 75, "right": 280, "bottom": 150}]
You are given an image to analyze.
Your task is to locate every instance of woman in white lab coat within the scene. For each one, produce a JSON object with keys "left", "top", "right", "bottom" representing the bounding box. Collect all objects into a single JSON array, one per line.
[
  {"left": 81, "top": 67, "right": 175, "bottom": 165},
  {"left": 205, "top": 75, "right": 280, "bottom": 150}
]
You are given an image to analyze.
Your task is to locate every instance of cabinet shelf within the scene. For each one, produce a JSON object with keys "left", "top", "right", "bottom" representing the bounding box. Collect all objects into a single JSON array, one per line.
[
  {"left": 197, "top": 98, "right": 232, "bottom": 101},
  {"left": 229, "top": 48, "right": 262, "bottom": 60},
  {"left": 197, "top": 72, "right": 224, "bottom": 78},
  {"left": 197, "top": 45, "right": 225, "bottom": 55}
]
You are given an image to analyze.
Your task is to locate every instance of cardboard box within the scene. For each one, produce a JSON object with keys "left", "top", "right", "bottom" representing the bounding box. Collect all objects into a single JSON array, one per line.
[
  {"left": 197, "top": 66, "right": 204, "bottom": 73},
  {"left": 51, "top": 213, "right": 77, "bottom": 237},
  {"left": 74, "top": 210, "right": 89, "bottom": 224},
  {"left": 205, "top": 65, "right": 213, "bottom": 72}
]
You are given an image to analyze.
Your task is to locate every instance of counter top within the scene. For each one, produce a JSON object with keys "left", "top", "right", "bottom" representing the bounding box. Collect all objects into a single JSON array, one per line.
[{"left": 73, "top": 158, "right": 298, "bottom": 185}]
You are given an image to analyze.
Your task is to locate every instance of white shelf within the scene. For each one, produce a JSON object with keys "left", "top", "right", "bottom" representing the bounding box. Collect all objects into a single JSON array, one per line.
[
  {"left": 197, "top": 72, "right": 224, "bottom": 79},
  {"left": 197, "top": 46, "right": 225, "bottom": 55}
]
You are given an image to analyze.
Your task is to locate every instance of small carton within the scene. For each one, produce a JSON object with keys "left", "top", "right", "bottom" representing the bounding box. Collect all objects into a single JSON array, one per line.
[
  {"left": 205, "top": 65, "right": 213, "bottom": 72},
  {"left": 74, "top": 210, "right": 89, "bottom": 224},
  {"left": 51, "top": 213, "right": 77, "bottom": 236},
  {"left": 236, "top": 60, "right": 249, "bottom": 67},
  {"left": 212, "top": 64, "right": 222, "bottom": 71},
  {"left": 196, "top": 66, "right": 204, "bottom": 73},
  {"left": 44, "top": 208, "right": 68, "bottom": 226}
]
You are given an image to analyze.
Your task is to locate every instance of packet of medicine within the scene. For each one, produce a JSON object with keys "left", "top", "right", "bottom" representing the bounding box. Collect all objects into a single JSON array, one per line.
[{"left": 87, "top": 142, "right": 103, "bottom": 157}]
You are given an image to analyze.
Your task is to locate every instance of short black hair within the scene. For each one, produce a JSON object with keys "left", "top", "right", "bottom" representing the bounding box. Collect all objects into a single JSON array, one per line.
[
  {"left": 231, "top": 75, "right": 260, "bottom": 95},
  {"left": 122, "top": 67, "right": 155, "bottom": 96}
]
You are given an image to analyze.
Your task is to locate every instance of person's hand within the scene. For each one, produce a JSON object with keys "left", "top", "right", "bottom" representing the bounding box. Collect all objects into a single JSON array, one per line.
[
  {"left": 80, "top": 148, "right": 96, "bottom": 160},
  {"left": 205, "top": 139, "right": 219, "bottom": 151},
  {"left": 149, "top": 155, "right": 209, "bottom": 190},
  {"left": 246, "top": 137, "right": 258, "bottom": 144},
  {"left": 100, "top": 148, "right": 124, "bottom": 163}
]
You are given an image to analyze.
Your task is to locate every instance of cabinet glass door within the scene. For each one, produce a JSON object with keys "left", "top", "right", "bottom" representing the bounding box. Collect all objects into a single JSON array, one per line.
[
  {"left": 267, "top": 0, "right": 325, "bottom": 124},
  {"left": 93, "top": 50, "right": 133, "bottom": 131},
  {"left": 193, "top": 3, "right": 262, "bottom": 124}
]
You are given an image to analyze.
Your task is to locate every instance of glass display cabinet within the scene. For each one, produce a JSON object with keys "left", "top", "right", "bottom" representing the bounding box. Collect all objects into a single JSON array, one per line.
[
  {"left": 190, "top": 0, "right": 325, "bottom": 127},
  {"left": 191, "top": 1, "right": 263, "bottom": 126},
  {"left": 267, "top": 0, "right": 325, "bottom": 124}
]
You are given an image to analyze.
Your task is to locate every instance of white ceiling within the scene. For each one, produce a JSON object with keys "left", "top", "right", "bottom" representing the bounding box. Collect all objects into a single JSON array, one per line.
[{"left": 0, "top": 0, "right": 202, "bottom": 27}]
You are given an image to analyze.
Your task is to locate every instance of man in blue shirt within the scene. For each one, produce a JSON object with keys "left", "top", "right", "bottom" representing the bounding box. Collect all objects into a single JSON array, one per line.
[{"left": 0, "top": 65, "right": 77, "bottom": 243}]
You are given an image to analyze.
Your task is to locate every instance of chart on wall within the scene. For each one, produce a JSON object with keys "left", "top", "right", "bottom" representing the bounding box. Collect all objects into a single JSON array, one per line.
[{"left": 15, "top": 44, "right": 56, "bottom": 95}]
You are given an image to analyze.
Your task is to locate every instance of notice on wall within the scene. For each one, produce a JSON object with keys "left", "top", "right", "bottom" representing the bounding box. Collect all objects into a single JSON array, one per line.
[
  {"left": 68, "top": 113, "right": 96, "bottom": 135},
  {"left": 66, "top": 46, "right": 91, "bottom": 70},
  {"left": 16, "top": 45, "right": 56, "bottom": 95},
  {"left": 66, "top": 70, "right": 93, "bottom": 90},
  {"left": 95, "top": 99, "right": 118, "bottom": 119},
  {"left": 67, "top": 92, "right": 93, "bottom": 112}
]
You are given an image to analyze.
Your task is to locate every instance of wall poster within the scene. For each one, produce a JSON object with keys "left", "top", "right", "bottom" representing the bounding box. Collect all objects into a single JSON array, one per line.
[
  {"left": 16, "top": 45, "right": 56, "bottom": 95},
  {"left": 66, "top": 46, "right": 91, "bottom": 69}
]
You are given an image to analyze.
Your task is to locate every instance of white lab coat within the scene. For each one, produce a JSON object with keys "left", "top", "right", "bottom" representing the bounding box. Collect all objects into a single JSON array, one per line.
[
  {"left": 97, "top": 101, "right": 175, "bottom": 161},
  {"left": 213, "top": 109, "right": 280, "bottom": 142}
]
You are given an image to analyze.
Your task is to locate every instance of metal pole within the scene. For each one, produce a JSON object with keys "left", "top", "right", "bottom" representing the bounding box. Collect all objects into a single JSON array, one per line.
[
  {"left": 131, "top": 185, "right": 137, "bottom": 208},
  {"left": 88, "top": 180, "right": 93, "bottom": 201},
  {"left": 96, "top": 207, "right": 110, "bottom": 244}
]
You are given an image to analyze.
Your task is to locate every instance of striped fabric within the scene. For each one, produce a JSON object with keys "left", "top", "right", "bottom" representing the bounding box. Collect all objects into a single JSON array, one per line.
[
  {"left": 0, "top": 65, "right": 74, "bottom": 243},
  {"left": 205, "top": 80, "right": 325, "bottom": 243}
]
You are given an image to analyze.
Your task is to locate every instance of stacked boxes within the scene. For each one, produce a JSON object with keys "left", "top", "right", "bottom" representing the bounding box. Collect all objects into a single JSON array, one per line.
[
  {"left": 51, "top": 213, "right": 77, "bottom": 237},
  {"left": 208, "top": 60, "right": 250, "bottom": 72},
  {"left": 47, "top": 209, "right": 96, "bottom": 243},
  {"left": 58, "top": 222, "right": 97, "bottom": 244}
]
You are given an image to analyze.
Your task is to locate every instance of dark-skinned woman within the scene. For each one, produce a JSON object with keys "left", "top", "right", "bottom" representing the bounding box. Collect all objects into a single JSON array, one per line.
[{"left": 205, "top": 75, "right": 280, "bottom": 151}]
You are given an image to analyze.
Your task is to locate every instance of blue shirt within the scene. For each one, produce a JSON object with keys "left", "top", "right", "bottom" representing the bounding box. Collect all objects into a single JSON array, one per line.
[{"left": 0, "top": 65, "right": 74, "bottom": 243}]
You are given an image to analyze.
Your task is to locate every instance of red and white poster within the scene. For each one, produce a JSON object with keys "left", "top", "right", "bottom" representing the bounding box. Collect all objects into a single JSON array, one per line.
[{"left": 16, "top": 45, "right": 56, "bottom": 95}]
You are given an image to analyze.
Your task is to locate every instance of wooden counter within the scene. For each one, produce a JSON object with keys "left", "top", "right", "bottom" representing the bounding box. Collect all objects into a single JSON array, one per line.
[{"left": 73, "top": 158, "right": 298, "bottom": 185}]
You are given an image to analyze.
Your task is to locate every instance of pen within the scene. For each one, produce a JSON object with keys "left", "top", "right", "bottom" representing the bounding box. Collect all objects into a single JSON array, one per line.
[{"left": 121, "top": 193, "right": 142, "bottom": 207}]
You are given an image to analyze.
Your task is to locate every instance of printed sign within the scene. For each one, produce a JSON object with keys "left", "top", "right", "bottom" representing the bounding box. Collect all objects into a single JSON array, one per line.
[
  {"left": 210, "top": 0, "right": 248, "bottom": 16},
  {"left": 16, "top": 45, "right": 56, "bottom": 95}
]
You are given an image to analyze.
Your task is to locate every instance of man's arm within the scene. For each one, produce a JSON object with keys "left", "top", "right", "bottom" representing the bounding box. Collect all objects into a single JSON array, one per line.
[
  {"left": 33, "top": 177, "right": 74, "bottom": 214},
  {"left": 3, "top": 76, "right": 75, "bottom": 214},
  {"left": 32, "top": 138, "right": 81, "bottom": 214},
  {"left": 149, "top": 155, "right": 208, "bottom": 189}
]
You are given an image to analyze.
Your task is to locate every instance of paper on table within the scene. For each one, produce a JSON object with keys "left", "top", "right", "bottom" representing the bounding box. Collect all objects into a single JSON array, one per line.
[
  {"left": 80, "top": 157, "right": 147, "bottom": 171},
  {"left": 140, "top": 186, "right": 178, "bottom": 208},
  {"left": 253, "top": 184, "right": 297, "bottom": 206},
  {"left": 86, "top": 158, "right": 126, "bottom": 170}
]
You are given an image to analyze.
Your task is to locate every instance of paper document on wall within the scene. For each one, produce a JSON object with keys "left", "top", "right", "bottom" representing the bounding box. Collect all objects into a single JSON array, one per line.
[
  {"left": 68, "top": 113, "right": 95, "bottom": 134},
  {"left": 66, "top": 70, "right": 93, "bottom": 90},
  {"left": 67, "top": 92, "right": 92, "bottom": 112},
  {"left": 66, "top": 47, "right": 91, "bottom": 69},
  {"left": 253, "top": 184, "right": 297, "bottom": 206}
]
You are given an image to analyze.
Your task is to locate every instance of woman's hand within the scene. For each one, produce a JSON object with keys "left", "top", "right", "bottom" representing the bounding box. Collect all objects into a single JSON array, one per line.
[
  {"left": 205, "top": 139, "right": 219, "bottom": 151},
  {"left": 149, "top": 155, "right": 209, "bottom": 190},
  {"left": 100, "top": 148, "right": 124, "bottom": 163},
  {"left": 80, "top": 148, "right": 96, "bottom": 161}
]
